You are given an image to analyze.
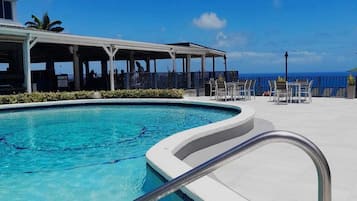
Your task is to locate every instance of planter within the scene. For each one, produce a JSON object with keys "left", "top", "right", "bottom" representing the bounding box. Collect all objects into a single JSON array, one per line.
[{"left": 347, "top": 85, "right": 356, "bottom": 99}]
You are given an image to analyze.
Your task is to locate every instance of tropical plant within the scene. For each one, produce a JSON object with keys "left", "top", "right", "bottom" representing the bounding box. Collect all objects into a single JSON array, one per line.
[
  {"left": 277, "top": 76, "right": 286, "bottom": 82},
  {"left": 25, "top": 12, "right": 64, "bottom": 32},
  {"left": 347, "top": 74, "right": 356, "bottom": 86},
  {"left": 0, "top": 89, "right": 184, "bottom": 104}
]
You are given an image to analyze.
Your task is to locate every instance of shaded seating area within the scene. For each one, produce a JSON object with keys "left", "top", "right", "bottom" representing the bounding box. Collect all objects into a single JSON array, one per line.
[{"left": 0, "top": 26, "right": 227, "bottom": 94}]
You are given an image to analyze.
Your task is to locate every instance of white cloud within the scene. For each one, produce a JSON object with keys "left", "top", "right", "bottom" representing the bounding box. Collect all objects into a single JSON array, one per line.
[
  {"left": 288, "top": 51, "right": 325, "bottom": 63},
  {"left": 215, "top": 32, "right": 248, "bottom": 48},
  {"left": 193, "top": 12, "right": 226, "bottom": 29},
  {"left": 227, "top": 50, "right": 325, "bottom": 65},
  {"left": 228, "top": 51, "right": 276, "bottom": 59}
]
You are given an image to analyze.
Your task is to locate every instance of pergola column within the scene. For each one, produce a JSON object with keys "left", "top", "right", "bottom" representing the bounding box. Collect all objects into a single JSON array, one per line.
[
  {"left": 182, "top": 58, "right": 186, "bottom": 73},
  {"left": 103, "top": 45, "right": 119, "bottom": 91},
  {"left": 145, "top": 57, "right": 151, "bottom": 72},
  {"left": 84, "top": 61, "right": 89, "bottom": 82},
  {"left": 79, "top": 59, "right": 84, "bottom": 88},
  {"left": 201, "top": 55, "right": 206, "bottom": 82},
  {"left": 154, "top": 59, "right": 157, "bottom": 73},
  {"left": 186, "top": 55, "right": 191, "bottom": 88},
  {"left": 72, "top": 45, "right": 80, "bottom": 91},
  {"left": 101, "top": 60, "right": 108, "bottom": 88},
  {"left": 169, "top": 51, "right": 176, "bottom": 72},
  {"left": 224, "top": 55, "right": 227, "bottom": 80},
  {"left": 129, "top": 51, "right": 135, "bottom": 73},
  {"left": 23, "top": 34, "right": 38, "bottom": 93},
  {"left": 212, "top": 56, "right": 216, "bottom": 78}
]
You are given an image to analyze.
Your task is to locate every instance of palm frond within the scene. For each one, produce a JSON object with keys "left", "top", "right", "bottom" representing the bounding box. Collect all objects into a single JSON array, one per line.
[
  {"left": 31, "top": 15, "right": 42, "bottom": 27},
  {"left": 42, "top": 12, "right": 50, "bottom": 30},
  {"left": 25, "top": 21, "right": 37, "bottom": 26},
  {"left": 50, "top": 27, "right": 64, "bottom": 33},
  {"left": 27, "top": 25, "right": 41, "bottom": 29},
  {"left": 48, "top": 20, "right": 62, "bottom": 29}
]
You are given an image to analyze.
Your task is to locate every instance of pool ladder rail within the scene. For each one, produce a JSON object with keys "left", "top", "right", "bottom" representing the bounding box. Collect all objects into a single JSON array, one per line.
[{"left": 134, "top": 130, "right": 331, "bottom": 201}]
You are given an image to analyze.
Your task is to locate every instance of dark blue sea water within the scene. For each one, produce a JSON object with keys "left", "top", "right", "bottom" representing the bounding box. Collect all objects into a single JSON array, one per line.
[{"left": 239, "top": 72, "right": 357, "bottom": 96}]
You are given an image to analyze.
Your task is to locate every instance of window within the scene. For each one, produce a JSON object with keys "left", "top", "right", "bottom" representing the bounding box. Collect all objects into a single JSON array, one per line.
[
  {"left": 4, "top": 1, "right": 12, "bottom": 20},
  {"left": 0, "top": 0, "right": 12, "bottom": 20},
  {"left": 0, "top": 0, "right": 3, "bottom": 18}
]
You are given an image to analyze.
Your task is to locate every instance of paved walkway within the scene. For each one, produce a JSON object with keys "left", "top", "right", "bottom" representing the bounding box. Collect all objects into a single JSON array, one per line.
[{"left": 184, "top": 96, "right": 357, "bottom": 201}]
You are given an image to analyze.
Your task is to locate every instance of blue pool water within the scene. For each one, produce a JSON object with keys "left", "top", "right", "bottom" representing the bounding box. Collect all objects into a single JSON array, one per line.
[{"left": 0, "top": 104, "right": 238, "bottom": 201}]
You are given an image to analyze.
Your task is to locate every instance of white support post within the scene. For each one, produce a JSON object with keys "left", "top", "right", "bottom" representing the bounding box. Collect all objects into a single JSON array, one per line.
[
  {"left": 73, "top": 45, "right": 80, "bottom": 91},
  {"left": 182, "top": 58, "right": 185, "bottom": 73},
  {"left": 212, "top": 56, "right": 216, "bottom": 78},
  {"left": 103, "top": 45, "right": 119, "bottom": 91},
  {"left": 154, "top": 59, "right": 157, "bottom": 73},
  {"left": 23, "top": 34, "right": 37, "bottom": 93},
  {"left": 201, "top": 55, "right": 206, "bottom": 77},
  {"left": 145, "top": 57, "right": 151, "bottom": 72},
  {"left": 29, "top": 37, "right": 38, "bottom": 49},
  {"left": 169, "top": 51, "right": 176, "bottom": 72},
  {"left": 129, "top": 51, "right": 135, "bottom": 73},
  {"left": 186, "top": 55, "right": 191, "bottom": 88}
]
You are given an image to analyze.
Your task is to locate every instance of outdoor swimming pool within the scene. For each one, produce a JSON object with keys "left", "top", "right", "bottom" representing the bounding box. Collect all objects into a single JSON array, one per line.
[{"left": 0, "top": 103, "right": 238, "bottom": 201}]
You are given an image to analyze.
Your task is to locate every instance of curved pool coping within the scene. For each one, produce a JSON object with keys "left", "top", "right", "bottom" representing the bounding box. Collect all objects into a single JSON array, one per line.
[
  {"left": 145, "top": 100, "right": 255, "bottom": 201},
  {"left": 0, "top": 98, "right": 255, "bottom": 201}
]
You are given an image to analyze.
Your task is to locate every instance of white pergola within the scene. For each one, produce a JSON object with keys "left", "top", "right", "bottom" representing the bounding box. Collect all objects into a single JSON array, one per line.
[{"left": 0, "top": 26, "right": 226, "bottom": 93}]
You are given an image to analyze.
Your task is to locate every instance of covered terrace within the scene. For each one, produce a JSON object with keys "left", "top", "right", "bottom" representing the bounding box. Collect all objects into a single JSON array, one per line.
[{"left": 0, "top": 25, "right": 227, "bottom": 93}]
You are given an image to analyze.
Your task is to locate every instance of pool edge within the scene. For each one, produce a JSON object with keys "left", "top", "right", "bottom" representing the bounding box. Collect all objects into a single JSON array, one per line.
[{"left": 145, "top": 99, "right": 255, "bottom": 201}]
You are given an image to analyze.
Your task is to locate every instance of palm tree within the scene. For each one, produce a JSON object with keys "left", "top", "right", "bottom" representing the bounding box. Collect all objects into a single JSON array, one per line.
[{"left": 25, "top": 12, "right": 64, "bottom": 32}]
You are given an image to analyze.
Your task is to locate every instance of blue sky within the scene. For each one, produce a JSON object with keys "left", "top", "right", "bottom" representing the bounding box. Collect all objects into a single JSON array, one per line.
[{"left": 17, "top": 0, "right": 357, "bottom": 73}]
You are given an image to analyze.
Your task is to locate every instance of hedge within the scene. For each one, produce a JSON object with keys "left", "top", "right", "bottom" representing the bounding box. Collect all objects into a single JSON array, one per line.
[{"left": 0, "top": 89, "right": 184, "bottom": 104}]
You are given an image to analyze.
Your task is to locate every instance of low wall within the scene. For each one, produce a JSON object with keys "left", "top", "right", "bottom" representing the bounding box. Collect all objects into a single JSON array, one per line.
[{"left": 146, "top": 100, "right": 255, "bottom": 201}]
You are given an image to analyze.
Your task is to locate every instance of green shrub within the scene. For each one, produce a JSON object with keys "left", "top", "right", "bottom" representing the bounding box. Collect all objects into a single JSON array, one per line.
[
  {"left": 347, "top": 74, "right": 356, "bottom": 86},
  {"left": 0, "top": 89, "right": 184, "bottom": 105}
]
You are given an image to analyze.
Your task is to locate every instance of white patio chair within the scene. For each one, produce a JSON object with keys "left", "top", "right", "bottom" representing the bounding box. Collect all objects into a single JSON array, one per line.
[
  {"left": 209, "top": 78, "right": 216, "bottom": 99},
  {"left": 249, "top": 79, "right": 256, "bottom": 99},
  {"left": 274, "top": 81, "right": 289, "bottom": 104},
  {"left": 235, "top": 80, "right": 250, "bottom": 101},
  {"left": 233, "top": 80, "right": 243, "bottom": 100},
  {"left": 300, "top": 80, "right": 313, "bottom": 103},
  {"left": 215, "top": 80, "right": 228, "bottom": 101},
  {"left": 268, "top": 80, "right": 276, "bottom": 101}
]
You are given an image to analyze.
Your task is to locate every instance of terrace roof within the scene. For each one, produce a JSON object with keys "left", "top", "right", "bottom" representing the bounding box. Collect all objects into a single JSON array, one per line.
[{"left": 0, "top": 25, "right": 225, "bottom": 63}]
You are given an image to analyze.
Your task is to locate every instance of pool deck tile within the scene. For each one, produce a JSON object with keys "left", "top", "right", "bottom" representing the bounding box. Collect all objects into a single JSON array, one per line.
[{"left": 183, "top": 96, "right": 357, "bottom": 201}]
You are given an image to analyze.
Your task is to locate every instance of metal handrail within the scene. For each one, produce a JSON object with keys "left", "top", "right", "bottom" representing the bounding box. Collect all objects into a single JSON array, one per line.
[{"left": 134, "top": 131, "right": 331, "bottom": 201}]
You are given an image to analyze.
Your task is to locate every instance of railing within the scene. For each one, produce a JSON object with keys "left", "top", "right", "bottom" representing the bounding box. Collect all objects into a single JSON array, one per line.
[
  {"left": 134, "top": 131, "right": 331, "bottom": 201},
  {"left": 240, "top": 74, "right": 357, "bottom": 97},
  {"left": 119, "top": 71, "right": 238, "bottom": 90}
]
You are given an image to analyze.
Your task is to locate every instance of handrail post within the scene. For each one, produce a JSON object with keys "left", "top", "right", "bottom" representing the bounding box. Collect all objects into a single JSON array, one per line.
[{"left": 134, "top": 131, "right": 331, "bottom": 201}]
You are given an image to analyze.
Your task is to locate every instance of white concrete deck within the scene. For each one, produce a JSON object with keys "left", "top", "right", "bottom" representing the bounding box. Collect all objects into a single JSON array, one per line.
[{"left": 183, "top": 96, "right": 357, "bottom": 201}]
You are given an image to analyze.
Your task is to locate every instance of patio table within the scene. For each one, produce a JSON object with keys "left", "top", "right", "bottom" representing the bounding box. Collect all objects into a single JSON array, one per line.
[
  {"left": 227, "top": 81, "right": 246, "bottom": 101},
  {"left": 287, "top": 81, "right": 302, "bottom": 103}
]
